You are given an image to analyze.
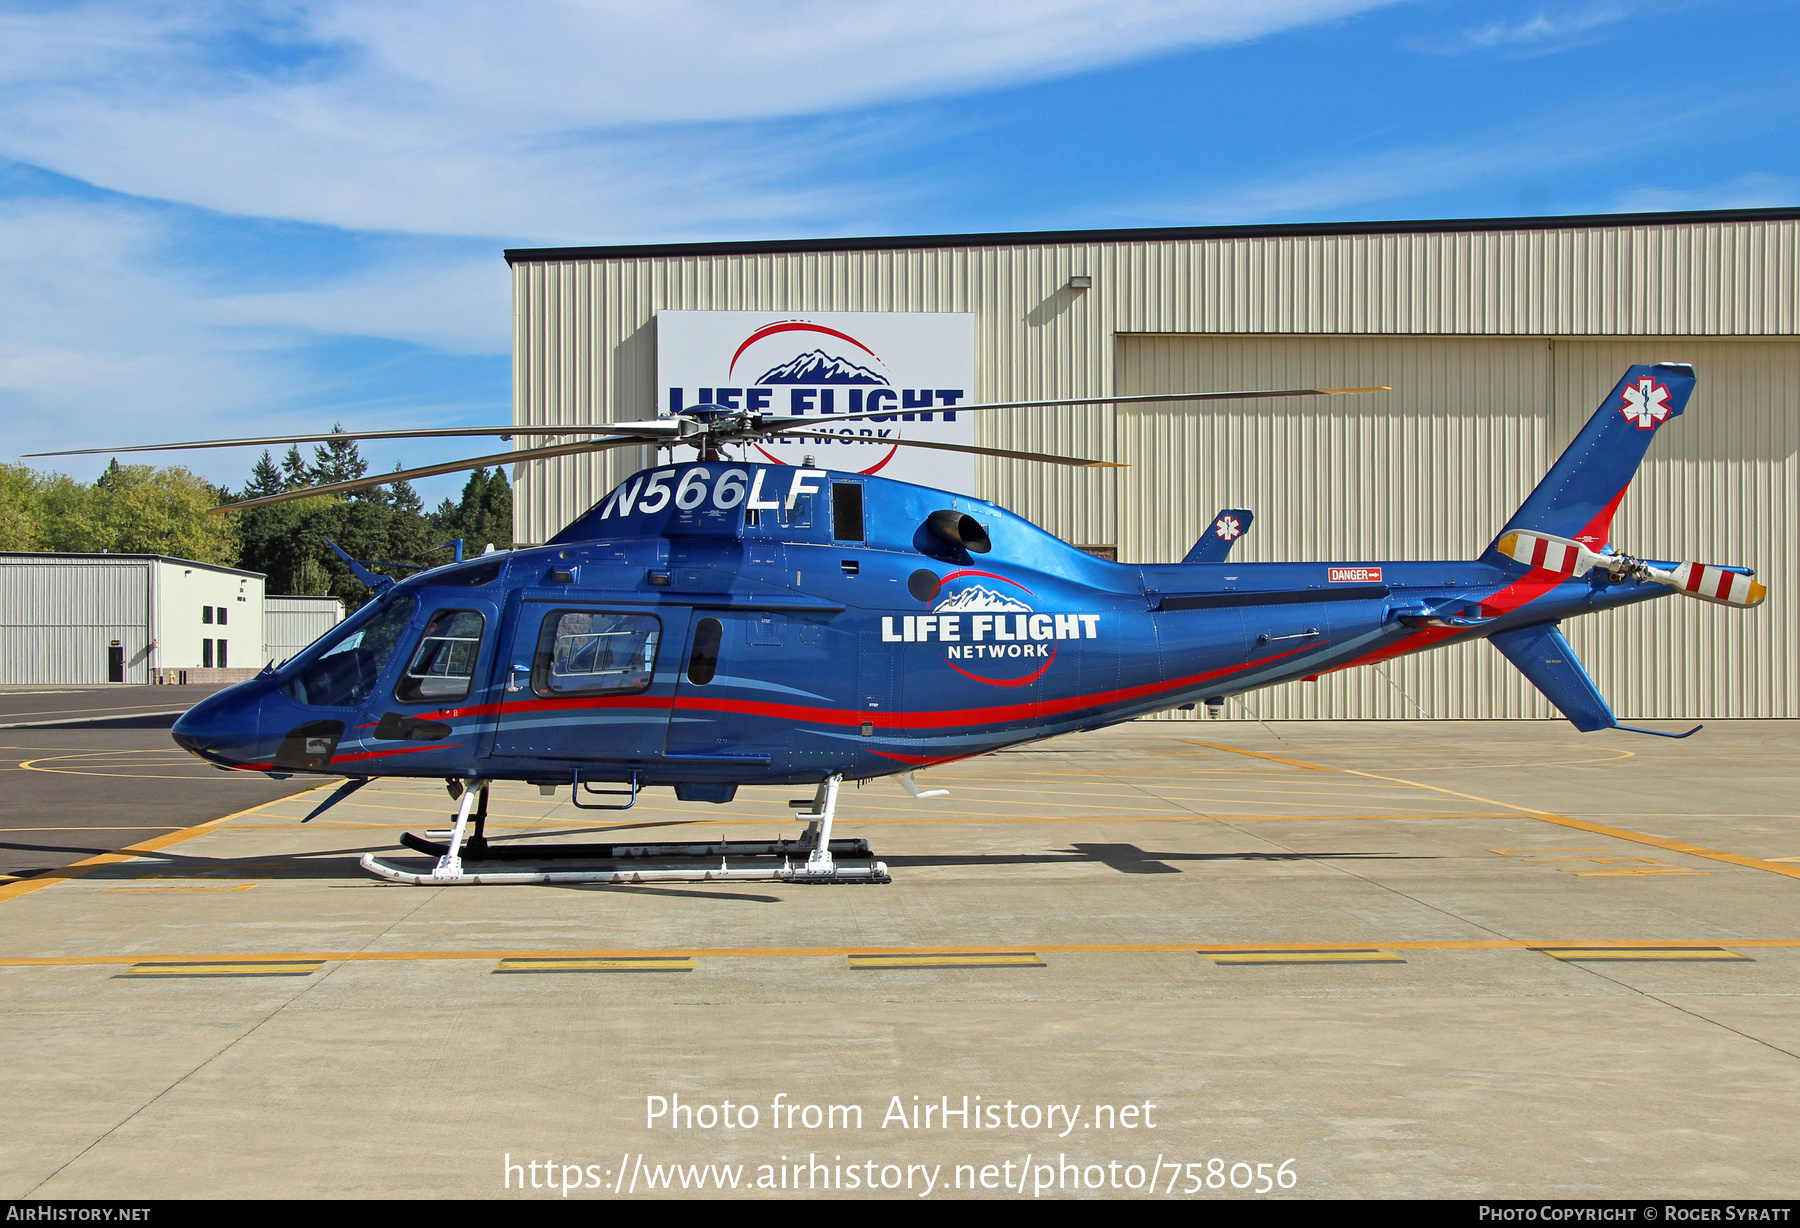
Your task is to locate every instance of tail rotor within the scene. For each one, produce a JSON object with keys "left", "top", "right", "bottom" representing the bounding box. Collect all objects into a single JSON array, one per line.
[{"left": 1495, "top": 529, "right": 1767, "bottom": 609}]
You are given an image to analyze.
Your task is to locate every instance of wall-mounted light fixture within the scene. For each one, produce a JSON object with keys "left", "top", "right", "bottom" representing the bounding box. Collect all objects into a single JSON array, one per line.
[{"left": 1068, "top": 275, "right": 1092, "bottom": 290}]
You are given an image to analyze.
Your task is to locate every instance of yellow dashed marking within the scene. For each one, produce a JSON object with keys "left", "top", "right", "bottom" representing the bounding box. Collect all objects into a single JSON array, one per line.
[
  {"left": 848, "top": 952, "right": 1045, "bottom": 969},
  {"left": 119, "top": 960, "right": 323, "bottom": 978},
  {"left": 1538, "top": 947, "right": 1750, "bottom": 963},
  {"left": 493, "top": 957, "right": 694, "bottom": 973},
  {"left": 1202, "top": 949, "right": 1405, "bottom": 965}
]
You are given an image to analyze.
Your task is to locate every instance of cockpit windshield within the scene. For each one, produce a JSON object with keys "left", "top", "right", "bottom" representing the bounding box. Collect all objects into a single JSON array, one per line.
[{"left": 282, "top": 593, "right": 419, "bottom": 709}]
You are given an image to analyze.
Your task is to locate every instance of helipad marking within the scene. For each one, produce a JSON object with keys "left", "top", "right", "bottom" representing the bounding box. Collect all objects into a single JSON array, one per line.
[
  {"left": 849, "top": 952, "right": 1045, "bottom": 969},
  {"left": 494, "top": 957, "right": 694, "bottom": 973},
  {"left": 1202, "top": 949, "right": 1404, "bottom": 965},
  {"left": 1538, "top": 947, "right": 1750, "bottom": 963},
  {"left": 119, "top": 960, "right": 323, "bottom": 978}
]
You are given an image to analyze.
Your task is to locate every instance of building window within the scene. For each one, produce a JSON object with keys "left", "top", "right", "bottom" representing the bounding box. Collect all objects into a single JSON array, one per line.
[
  {"left": 216, "top": 607, "right": 228, "bottom": 626},
  {"left": 217, "top": 640, "right": 227, "bottom": 669},
  {"left": 202, "top": 639, "right": 214, "bottom": 668},
  {"left": 203, "top": 607, "right": 213, "bottom": 625}
]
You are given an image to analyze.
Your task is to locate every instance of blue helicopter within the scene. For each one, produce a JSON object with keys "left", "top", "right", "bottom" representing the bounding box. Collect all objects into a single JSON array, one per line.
[{"left": 38, "top": 365, "right": 1764, "bottom": 885}]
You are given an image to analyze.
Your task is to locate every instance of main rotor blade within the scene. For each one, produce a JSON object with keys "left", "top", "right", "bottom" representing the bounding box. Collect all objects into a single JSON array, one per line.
[
  {"left": 212, "top": 435, "right": 655, "bottom": 513},
  {"left": 772, "top": 431, "right": 1123, "bottom": 468},
  {"left": 25, "top": 420, "right": 683, "bottom": 459},
  {"left": 762, "top": 386, "right": 1390, "bottom": 431}
]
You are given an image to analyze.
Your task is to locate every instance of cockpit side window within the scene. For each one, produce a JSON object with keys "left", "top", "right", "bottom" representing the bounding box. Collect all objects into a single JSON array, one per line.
[
  {"left": 395, "top": 609, "right": 487, "bottom": 704},
  {"left": 282, "top": 594, "right": 418, "bottom": 709}
]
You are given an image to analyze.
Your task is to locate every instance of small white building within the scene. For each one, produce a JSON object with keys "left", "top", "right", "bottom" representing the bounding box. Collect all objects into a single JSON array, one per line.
[
  {"left": 0, "top": 553, "right": 266, "bottom": 685},
  {"left": 264, "top": 594, "right": 344, "bottom": 666}
]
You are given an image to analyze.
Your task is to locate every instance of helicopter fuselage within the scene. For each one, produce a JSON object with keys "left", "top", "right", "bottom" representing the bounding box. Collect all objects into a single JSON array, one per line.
[{"left": 170, "top": 460, "right": 1673, "bottom": 799}]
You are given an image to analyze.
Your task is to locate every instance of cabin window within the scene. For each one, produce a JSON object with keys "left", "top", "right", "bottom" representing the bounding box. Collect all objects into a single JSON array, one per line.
[
  {"left": 687, "top": 617, "right": 723, "bottom": 685},
  {"left": 831, "top": 482, "right": 864, "bottom": 541},
  {"left": 396, "top": 609, "right": 487, "bottom": 703},
  {"left": 532, "top": 611, "right": 660, "bottom": 697},
  {"left": 282, "top": 593, "right": 419, "bottom": 708}
]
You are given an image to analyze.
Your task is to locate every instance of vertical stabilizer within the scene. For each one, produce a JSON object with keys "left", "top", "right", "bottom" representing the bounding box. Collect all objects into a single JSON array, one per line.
[
  {"left": 1183, "top": 509, "right": 1254, "bottom": 563},
  {"left": 1488, "top": 363, "right": 1696, "bottom": 555}
]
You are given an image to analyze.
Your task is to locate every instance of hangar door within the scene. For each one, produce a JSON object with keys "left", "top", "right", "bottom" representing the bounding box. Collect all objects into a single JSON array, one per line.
[{"left": 1115, "top": 335, "right": 1799, "bottom": 721}]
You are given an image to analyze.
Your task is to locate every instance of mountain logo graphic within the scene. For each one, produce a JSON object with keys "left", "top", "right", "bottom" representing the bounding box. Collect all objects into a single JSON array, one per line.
[
  {"left": 757, "top": 349, "right": 887, "bottom": 385},
  {"left": 933, "top": 585, "right": 1032, "bottom": 614}
]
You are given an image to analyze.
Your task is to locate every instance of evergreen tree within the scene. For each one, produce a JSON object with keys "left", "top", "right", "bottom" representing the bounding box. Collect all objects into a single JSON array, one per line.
[
  {"left": 245, "top": 450, "right": 283, "bottom": 499},
  {"left": 310, "top": 425, "right": 369, "bottom": 490},
  {"left": 389, "top": 465, "right": 424, "bottom": 517},
  {"left": 281, "top": 445, "right": 309, "bottom": 489}
]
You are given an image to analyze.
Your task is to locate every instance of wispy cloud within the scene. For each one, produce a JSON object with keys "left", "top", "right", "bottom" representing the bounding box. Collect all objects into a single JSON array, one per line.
[
  {"left": 1613, "top": 171, "right": 1798, "bottom": 212},
  {"left": 1121, "top": 88, "right": 1768, "bottom": 224},
  {"left": 1408, "top": 2, "right": 1633, "bottom": 56},
  {"left": 0, "top": 1, "right": 1406, "bottom": 240}
]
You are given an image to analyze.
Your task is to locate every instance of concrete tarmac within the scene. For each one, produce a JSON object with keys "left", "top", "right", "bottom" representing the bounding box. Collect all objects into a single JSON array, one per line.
[
  {"left": 3, "top": 718, "right": 1798, "bottom": 1200},
  {"left": 0, "top": 686, "right": 319, "bottom": 879}
]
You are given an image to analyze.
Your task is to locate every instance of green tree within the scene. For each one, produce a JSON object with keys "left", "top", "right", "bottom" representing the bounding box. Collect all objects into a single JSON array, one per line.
[
  {"left": 89, "top": 461, "right": 239, "bottom": 564},
  {"left": 430, "top": 466, "right": 513, "bottom": 553},
  {"left": 0, "top": 465, "right": 44, "bottom": 551}
]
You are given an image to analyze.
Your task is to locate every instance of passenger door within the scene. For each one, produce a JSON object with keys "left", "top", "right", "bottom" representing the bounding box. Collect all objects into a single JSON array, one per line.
[{"left": 488, "top": 602, "right": 688, "bottom": 765}]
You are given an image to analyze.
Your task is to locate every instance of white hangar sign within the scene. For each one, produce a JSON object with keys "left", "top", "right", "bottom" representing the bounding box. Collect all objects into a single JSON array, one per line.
[{"left": 657, "top": 310, "right": 976, "bottom": 494}]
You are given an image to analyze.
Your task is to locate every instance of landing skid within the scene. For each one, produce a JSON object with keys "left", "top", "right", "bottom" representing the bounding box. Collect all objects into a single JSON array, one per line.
[{"left": 359, "top": 775, "right": 890, "bottom": 886}]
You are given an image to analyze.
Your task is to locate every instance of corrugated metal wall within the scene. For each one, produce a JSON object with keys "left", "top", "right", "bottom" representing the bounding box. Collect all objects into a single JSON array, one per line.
[
  {"left": 0, "top": 557, "right": 149, "bottom": 685},
  {"left": 512, "top": 215, "right": 1798, "bottom": 719},
  {"left": 1117, "top": 335, "right": 1798, "bottom": 720},
  {"left": 263, "top": 596, "right": 343, "bottom": 664}
]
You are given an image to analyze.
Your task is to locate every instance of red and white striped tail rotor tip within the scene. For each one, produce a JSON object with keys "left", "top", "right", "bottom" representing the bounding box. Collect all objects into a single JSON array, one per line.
[
  {"left": 1496, "top": 530, "right": 1767, "bottom": 608},
  {"left": 1494, "top": 531, "right": 1605, "bottom": 577},
  {"left": 1650, "top": 561, "right": 1769, "bottom": 609}
]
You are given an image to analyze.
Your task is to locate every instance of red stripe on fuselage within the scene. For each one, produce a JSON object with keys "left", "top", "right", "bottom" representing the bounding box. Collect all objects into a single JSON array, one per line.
[
  {"left": 1318, "top": 569, "right": 1569, "bottom": 677},
  {"left": 423, "top": 643, "right": 1316, "bottom": 735}
]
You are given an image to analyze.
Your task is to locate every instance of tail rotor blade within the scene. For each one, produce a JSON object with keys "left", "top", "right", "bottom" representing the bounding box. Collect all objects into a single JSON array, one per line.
[{"left": 1643, "top": 562, "right": 1768, "bottom": 608}]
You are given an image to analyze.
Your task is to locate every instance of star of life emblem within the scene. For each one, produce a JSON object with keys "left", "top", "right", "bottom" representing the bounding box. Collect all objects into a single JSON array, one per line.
[
  {"left": 1213, "top": 514, "right": 1243, "bottom": 541},
  {"left": 1620, "top": 378, "right": 1672, "bottom": 430}
]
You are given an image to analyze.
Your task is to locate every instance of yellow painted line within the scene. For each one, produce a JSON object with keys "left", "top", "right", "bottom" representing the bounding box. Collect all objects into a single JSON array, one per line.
[
  {"left": 101, "top": 884, "right": 258, "bottom": 894},
  {"left": 1203, "top": 949, "right": 1404, "bottom": 965},
  {"left": 0, "top": 785, "right": 331, "bottom": 906},
  {"left": 1176, "top": 741, "right": 1335, "bottom": 771},
  {"left": 1563, "top": 869, "right": 1710, "bottom": 877},
  {"left": 849, "top": 952, "right": 1045, "bottom": 969},
  {"left": 1338, "top": 769, "right": 1800, "bottom": 882},
  {"left": 1538, "top": 948, "right": 1750, "bottom": 963},
  {"left": 494, "top": 957, "right": 694, "bottom": 973},
  {"left": 119, "top": 961, "right": 323, "bottom": 978},
  {"left": 9, "top": 938, "right": 1798, "bottom": 969}
]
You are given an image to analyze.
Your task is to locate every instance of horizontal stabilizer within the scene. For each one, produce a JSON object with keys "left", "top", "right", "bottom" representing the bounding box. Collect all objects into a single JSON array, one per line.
[
  {"left": 1489, "top": 622, "right": 1614, "bottom": 732},
  {"left": 1183, "top": 509, "right": 1253, "bottom": 563}
]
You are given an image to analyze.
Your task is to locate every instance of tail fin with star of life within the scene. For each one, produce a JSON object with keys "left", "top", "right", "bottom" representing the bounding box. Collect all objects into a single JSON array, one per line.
[{"left": 1483, "top": 363, "right": 1696, "bottom": 560}]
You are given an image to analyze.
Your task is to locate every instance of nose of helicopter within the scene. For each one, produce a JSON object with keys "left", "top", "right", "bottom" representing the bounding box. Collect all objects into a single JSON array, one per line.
[{"left": 171, "top": 680, "right": 268, "bottom": 767}]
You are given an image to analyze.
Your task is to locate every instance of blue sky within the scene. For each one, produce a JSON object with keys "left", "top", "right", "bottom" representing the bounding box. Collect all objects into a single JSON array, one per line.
[{"left": 1, "top": 0, "right": 1793, "bottom": 506}]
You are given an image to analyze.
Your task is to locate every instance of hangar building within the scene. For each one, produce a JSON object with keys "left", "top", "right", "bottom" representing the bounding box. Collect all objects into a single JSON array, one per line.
[
  {"left": 504, "top": 207, "right": 1799, "bottom": 721},
  {"left": 0, "top": 553, "right": 264, "bottom": 685}
]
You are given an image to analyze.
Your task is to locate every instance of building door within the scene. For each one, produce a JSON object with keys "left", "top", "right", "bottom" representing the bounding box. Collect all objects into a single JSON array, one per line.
[{"left": 107, "top": 642, "right": 124, "bottom": 683}]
